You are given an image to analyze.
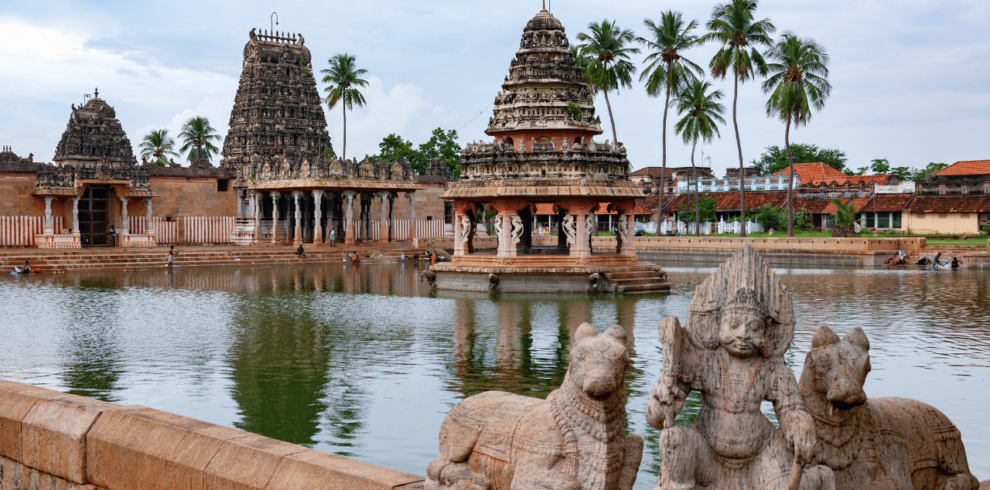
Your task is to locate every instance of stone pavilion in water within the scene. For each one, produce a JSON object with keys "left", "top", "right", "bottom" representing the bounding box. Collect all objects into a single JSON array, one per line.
[{"left": 429, "top": 9, "right": 670, "bottom": 293}]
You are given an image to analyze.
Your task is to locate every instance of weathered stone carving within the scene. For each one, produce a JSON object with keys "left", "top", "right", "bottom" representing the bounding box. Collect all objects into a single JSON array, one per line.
[
  {"left": 799, "top": 326, "right": 980, "bottom": 490},
  {"left": 53, "top": 90, "right": 137, "bottom": 166},
  {"left": 562, "top": 214, "right": 576, "bottom": 245},
  {"left": 426, "top": 324, "right": 643, "bottom": 490},
  {"left": 511, "top": 215, "right": 524, "bottom": 245},
  {"left": 646, "top": 245, "right": 835, "bottom": 490}
]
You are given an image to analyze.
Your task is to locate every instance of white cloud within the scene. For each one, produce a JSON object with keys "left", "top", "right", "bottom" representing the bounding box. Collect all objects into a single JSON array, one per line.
[
  {"left": 134, "top": 88, "right": 235, "bottom": 164},
  {"left": 328, "top": 76, "right": 451, "bottom": 160}
]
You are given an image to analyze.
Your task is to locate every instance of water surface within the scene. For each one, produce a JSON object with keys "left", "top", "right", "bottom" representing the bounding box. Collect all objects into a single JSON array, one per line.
[{"left": 1, "top": 261, "right": 987, "bottom": 486}]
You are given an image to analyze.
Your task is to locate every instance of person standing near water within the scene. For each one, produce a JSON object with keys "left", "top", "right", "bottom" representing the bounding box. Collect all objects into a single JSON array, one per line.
[
  {"left": 328, "top": 228, "right": 336, "bottom": 247},
  {"left": 167, "top": 246, "right": 174, "bottom": 272}
]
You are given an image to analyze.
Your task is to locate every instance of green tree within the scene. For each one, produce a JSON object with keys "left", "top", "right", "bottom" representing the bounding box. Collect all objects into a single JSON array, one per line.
[
  {"left": 677, "top": 196, "right": 717, "bottom": 223},
  {"left": 762, "top": 33, "right": 831, "bottom": 237},
  {"left": 637, "top": 10, "right": 703, "bottom": 228},
  {"left": 890, "top": 167, "right": 913, "bottom": 180},
  {"left": 673, "top": 80, "right": 726, "bottom": 236},
  {"left": 912, "top": 162, "right": 948, "bottom": 182},
  {"left": 703, "top": 0, "right": 775, "bottom": 236},
  {"left": 321, "top": 53, "right": 369, "bottom": 162},
  {"left": 372, "top": 133, "right": 422, "bottom": 169},
  {"left": 139, "top": 129, "right": 178, "bottom": 166},
  {"left": 418, "top": 128, "right": 462, "bottom": 178},
  {"left": 569, "top": 45, "right": 601, "bottom": 95},
  {"left": 750, "top": 143, "right": 847, "bottom": 175},
  {"left": 755, "top": 203, "right": 786, "bottom": 231},
  {"left": 854, "top": 166, "right": 868, "bottom": 176},
  {"left": 178, "top": 117, "right": 221, "bottom": 163},
  {"left": 870, "top": 158, "right": 891, "bottom": 174},
  {"left": 577, "top": 20, "right": 640, "bottom": 144}
]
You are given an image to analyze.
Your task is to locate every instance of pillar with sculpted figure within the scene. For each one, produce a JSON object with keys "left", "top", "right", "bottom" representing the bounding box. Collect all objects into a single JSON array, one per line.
[
  {"left": 560, "top": 200, "right": 595, "bottom": 259},
  {"left": 492, "top": 200, "right": 529, "bottom": 259},
  {"left": 312, "top": 190, "right": 324, "bottom": 244},
  {"left": 43, "top": 197, "right": 54, "bottom": 234},
  {"left": 271, "top": 192, "right": 281, "bottom": 244},
  {"left": 343, "top": 191, "right": 356, "bottom": 245},
  {"left": 378, "top": 191, "right": 391, "bottom": 245},
  {"left": 292, "top": 191, "right": 303, "bottom": 246}
]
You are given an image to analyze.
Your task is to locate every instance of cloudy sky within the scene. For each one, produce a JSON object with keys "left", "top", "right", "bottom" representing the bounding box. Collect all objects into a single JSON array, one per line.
[{"left": 1, "top": 0, "right": 987, "bottom": 175}]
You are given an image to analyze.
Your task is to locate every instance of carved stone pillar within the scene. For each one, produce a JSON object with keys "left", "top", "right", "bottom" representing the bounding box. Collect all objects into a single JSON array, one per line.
[
  {"left": 561, "top": 200, "right": 595, "bottom": 259},
  {"left": 271, "top": 192, "right": 280, "bottom": 244},
  {"left": 145, "top": 198, "right": 155, "bottom": 238},
  {"left": 43, "top": 197, "right": 54, "bottom": 234},
  {"left": 119, "top": 197, "right": 130, "bottom": 234},
  {"left": 453, "top": 201, "right": 475, "bottom": 257},
  {"left": 313, "top": 190, "right": 324, "bottom": 244},
  {"left": 407, "top": 192, "right": 417, "bottom": 242},
  {"left": 343, "top": 191, "right": 356, "bottom": 245},
  {"left": 293, "top": 191, "right": 303, "bottom": 246},
  {"left": 623, "top": 212, "right": 638, "bottom": 256},
  {"left": 492, "top": 200, "right": 528, "bottom": 259},
  {"left": 377, "top": 192, "right": 391, "bottom": 244},
  {"left": 254, "top": 192, "right": 263, "bottom": 243},
  {"left": 326, "top": 192, "right": 336, "bottom": 243},
  {"left": 71, "top": 197, "right": 80, "bottom": 233}
]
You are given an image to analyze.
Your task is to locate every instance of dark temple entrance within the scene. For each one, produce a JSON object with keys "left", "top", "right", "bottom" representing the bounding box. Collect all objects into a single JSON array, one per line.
[{"left": 79, "top": 186, "right": 111, "bottom": 247}]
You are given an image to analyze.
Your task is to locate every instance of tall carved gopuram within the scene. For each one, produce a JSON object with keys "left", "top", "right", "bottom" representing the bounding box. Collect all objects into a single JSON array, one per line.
[
  {"left": 224, "top": 29, "right": 420, "bottom": 246},
  {"left": 429, "top": 9, "right": 670, "bottom": 294}
]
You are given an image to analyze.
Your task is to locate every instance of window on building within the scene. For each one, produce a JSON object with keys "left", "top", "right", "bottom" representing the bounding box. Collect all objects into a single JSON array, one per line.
[
  {"left": 960, "top": 214, "right": 970, "bottom": 219},
  {"left": 865, "top": 213, "right": 875, "bottom": 228},
  {"left": 893, "top": 212, "right": 902, "bottom": 228},
  {"left": 217, "top": 179, "right": 229, "bottom": 192},
  {"left": 979, "top": 213, "right": 990, "bottom": 227},
  {"left": 939, "top": 213, "right": 948, "bottom": 219},
  {"left": 878, "top": 213, "right": 890, "bottom": 228}
]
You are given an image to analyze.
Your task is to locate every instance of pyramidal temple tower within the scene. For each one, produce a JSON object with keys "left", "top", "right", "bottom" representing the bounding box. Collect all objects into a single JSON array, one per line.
[
  {"left": 429, "top": 9, "right": 670, "bottom": 294},
  {"left": 224, "top": 28, "right": 419, "bottom": 247},
  {"left": 220, "top": 29, "right": 333, "bottom": 175}
]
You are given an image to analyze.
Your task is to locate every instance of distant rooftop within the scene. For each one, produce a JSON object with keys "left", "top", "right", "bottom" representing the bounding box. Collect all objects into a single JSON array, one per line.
[{"left": 933, "top": 159, "right": 990, "bottom": 178}]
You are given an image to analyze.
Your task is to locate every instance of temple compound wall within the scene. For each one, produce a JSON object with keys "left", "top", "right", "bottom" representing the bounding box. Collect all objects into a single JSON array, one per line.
[{"left": 0, "top": 378, "right": 424, "bottom": 490}]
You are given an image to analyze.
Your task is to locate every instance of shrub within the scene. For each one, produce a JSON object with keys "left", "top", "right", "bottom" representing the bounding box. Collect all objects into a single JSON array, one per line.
[{"left": 755, "top": 204, "right": 786, "bottom": 231}]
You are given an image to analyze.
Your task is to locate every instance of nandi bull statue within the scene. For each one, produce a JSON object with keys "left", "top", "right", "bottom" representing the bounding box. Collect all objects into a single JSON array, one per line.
[
  {"left": 425, "top": 324, "right": 643, "bottom": 490},
  {"left": 799, "top": 326, "right": 981, "bottom": 490},
  {"left": 645, "top": 245, "right": 835, "bottom": 490}
]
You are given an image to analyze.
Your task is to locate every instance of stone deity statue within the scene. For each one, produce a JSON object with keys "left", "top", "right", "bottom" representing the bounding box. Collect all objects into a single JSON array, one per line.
[{"left": 646, "top": 245, "right": 835, "bottom": 490}]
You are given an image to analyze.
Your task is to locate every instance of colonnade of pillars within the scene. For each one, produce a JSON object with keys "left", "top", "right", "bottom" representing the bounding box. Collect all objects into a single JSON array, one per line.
[
  {"left": 452, "top": 199, "right": 638, "bottom": 259},
  {"left": 247, "top": 190, "right": 416, "bottom": 246},
  {"left": 42, "top": 195, "right": 154, "bottom": 237}
]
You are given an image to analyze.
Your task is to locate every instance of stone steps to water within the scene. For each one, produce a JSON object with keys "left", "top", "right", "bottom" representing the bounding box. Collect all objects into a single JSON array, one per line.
[
  {"left": 604, "top": 271, "right": 671, "bottom": 294},
  {"left": 0, "top": 246, "right": 427, "bottom": 272}
]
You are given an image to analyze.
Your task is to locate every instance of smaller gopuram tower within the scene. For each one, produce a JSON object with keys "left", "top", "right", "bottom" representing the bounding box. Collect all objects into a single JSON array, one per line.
[
  {"left": 53, "top": 89, "right": 138, "bottom": 166},
  {"left": 431, "top": 9, "right": 669, "bottom": 294}
]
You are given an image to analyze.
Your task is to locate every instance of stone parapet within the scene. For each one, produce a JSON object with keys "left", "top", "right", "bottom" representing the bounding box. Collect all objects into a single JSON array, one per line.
[
  {"left": 618, "top": 236, "right": 927, "bottom": 253},
  {"left": 0, "top": 379, "right": 425, "bottom": 490}
]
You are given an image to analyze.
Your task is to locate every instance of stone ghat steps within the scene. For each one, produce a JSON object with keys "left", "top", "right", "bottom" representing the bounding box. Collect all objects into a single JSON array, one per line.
[
  {"left": 454, "top": 255, "right": 639, "bottom": 267},
  {"left": 1, "top": 248, "right": 428, "bottom": 271},
  {"left": 902, "top": 246, "right": 982, "bottom": 263},
  {"left": 605, "top": 271, "right": 672, "bottom": 294}
]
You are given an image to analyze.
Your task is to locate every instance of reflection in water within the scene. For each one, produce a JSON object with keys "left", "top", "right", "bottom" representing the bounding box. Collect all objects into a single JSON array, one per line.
[{"left": 0, "top": 263, "right": 988, "bottom": 488}]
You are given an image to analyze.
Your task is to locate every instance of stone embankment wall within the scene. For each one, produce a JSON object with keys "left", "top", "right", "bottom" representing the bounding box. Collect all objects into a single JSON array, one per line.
[{"left": 0, "top": 379, "right": 425, "bottom": 490}]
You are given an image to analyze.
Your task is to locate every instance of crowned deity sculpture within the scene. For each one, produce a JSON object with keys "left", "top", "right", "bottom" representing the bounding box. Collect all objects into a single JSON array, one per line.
[{"left": 646, "top": 245, "right": 835, "bottom": 490}]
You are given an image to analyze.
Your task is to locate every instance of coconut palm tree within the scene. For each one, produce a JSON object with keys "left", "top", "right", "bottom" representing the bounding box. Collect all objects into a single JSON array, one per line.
[
  {"left": 321, "top": 53, "right": 368, "bottom": 162},
  {"left": 763, "top": 32, "right": 831, "bottom": 237},
  {"left": 577, "top": 20, "right": 640, "bottom": 144},
  {"left": 139, "top": 129, "right": 178, "bottom": 166},
  {"left": 637, "top": 11, "right": 704, "bottom": 229},
  {"left": 178, "top": 117, "right": 221, "bottom": 163},
  {"left": 569, "top": 45, "right": 601, "bottom": 96},
  {"left": 673, "top": 80, "right": 725, "bottom": 236},
  {"left": 702, "top": 0, "right": 775, "bottom": 236}
]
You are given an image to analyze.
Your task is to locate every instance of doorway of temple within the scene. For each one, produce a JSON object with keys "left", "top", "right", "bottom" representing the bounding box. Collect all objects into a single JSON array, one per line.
[{"left": 79, "top": 186, "right": 111, "bottom": 247}]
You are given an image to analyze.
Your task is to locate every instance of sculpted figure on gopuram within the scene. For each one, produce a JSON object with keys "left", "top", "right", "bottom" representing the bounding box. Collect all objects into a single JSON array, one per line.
[{"left": 645, "top": 244, "right": 835, "bottom": 490}]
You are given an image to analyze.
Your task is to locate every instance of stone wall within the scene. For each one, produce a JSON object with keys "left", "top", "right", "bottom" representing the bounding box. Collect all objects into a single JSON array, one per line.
[
  {"left": 151, "top": 177, "right": 237, "bottom": 219},
  {"left": 0, "top": 173, "right": 42, "bottom": 216},
  {"left": 0, "top": 379, "right": 425, "bottom": 490}
]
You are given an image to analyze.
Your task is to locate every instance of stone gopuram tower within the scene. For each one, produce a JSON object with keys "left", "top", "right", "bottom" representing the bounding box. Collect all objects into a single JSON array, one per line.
[
  {"left": 221, "top": 29, "right": 332, "bottom": 176},
  {"left": 224, "top": 29, "right": 419, "bottom": 247},
  {"left": 53, "top": 90, "right": 138, "bottom": 167},
  {"left": 430, "top": 9, "right": 670, "bottom": 294}
]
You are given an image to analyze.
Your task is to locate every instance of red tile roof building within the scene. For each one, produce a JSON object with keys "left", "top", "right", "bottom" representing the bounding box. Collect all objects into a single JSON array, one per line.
[{"left": 932, "top": 159, "right": 990, "bottom": 178}]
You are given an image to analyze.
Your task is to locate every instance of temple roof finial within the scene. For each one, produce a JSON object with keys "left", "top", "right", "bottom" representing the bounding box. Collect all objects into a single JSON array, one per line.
[{"left": 94, "top": 87, "right": 99, "bottom": 99}]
